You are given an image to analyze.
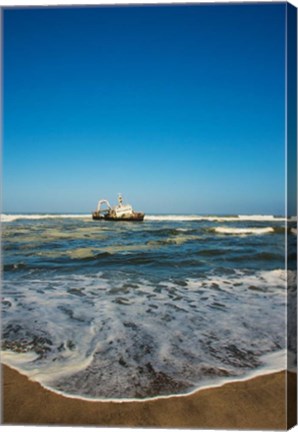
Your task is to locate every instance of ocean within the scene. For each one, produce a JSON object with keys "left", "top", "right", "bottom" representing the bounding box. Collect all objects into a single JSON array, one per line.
[{"left": 1, "top": 213, "right": 296, "bottom": 400}]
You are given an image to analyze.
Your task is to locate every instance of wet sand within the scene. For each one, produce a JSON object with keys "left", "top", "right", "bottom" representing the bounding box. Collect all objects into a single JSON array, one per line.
[{"left": 1, "top": 365, "right": 296, "bottom": 429}]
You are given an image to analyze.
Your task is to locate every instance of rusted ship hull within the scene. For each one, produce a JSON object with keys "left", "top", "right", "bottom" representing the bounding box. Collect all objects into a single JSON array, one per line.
[
  {"left": 92, "top": 194, "right": 144, "bottom": 221},
  {"left": 92, "top": 211, "right": 144, "bottom": 221}
]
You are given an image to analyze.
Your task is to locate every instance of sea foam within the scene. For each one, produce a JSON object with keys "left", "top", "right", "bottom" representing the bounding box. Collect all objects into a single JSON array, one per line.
[
  {"left": 1, "top": 214, "right": 91, "bottom": 222},
  {"left": 214, "top": 227, "right": 274, "bottom": 235},
  {"left": 145, "top": 215, "right": 285, "bottom": 222},
  {"left": 2, "top": 268, "right": 288, "bottom": 399}
]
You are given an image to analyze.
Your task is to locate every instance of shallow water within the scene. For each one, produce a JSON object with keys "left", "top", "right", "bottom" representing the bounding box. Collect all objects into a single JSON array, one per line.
[{"left": 1, "top": 213, "right": 296, "bottom": 399}]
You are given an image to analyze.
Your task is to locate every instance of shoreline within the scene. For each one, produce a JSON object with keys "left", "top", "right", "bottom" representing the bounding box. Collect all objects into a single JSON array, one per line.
[
  {"left": 1, "top": 356, "right": 286, "bottom": 404},
  {"left": 2, "top": 364, "right": 296, "bottom": 429}
]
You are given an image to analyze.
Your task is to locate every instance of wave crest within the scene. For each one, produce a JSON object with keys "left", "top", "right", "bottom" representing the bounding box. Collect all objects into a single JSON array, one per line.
[
  {"left": 214, "top": 227, "right": 274, "bottom": 235},
  {"left": 145, "top": 215, "right": 284, "bottom": 222},
  {"left": 1, "top": 214, "right": 91, "bottom": 222}
]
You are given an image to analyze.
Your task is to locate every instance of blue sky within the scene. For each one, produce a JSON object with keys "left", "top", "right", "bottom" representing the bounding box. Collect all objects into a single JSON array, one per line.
[{"left": 3, "top": 3, "right": 286, "bottom": 214}]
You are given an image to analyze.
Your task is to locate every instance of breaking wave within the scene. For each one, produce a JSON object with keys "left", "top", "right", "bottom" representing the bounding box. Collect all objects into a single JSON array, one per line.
[
  {"left": 214, "top": 227, "right": 274, "bottom": 235},
  {"left": 1, "top": 214, "right": 91, "bottom": 223},
  {"left": 145, "top": 215, "right": 285, "bottom": 222}
]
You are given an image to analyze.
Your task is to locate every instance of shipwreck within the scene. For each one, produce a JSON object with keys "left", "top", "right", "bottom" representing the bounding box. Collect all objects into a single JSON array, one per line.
[{"left": 92, "top": 194, "right": 145, "bottom": 221}]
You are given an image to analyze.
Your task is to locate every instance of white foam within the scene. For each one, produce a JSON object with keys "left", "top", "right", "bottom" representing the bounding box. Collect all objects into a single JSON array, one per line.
[
  {"left": 2, "top": 268, "right": 287, "bottom": 401},
  {"left": 1, "top": 350, "right": 39, "bottom": 364},
  {"left": 187, "top": 269, "right": 288, "bottom": 296},
  {"left": 145, "top": 215, "right": 285, "bottom": 222},
  {"left": 145, "top": 215, "right": 204, "bottom": 221},
  {"left": 216, "top": 268, "right": 285, "bottom": 282},
  {"left": 214, "top": 227, "right": 274, "bottom": 235},
  {"left": 237, "top": 215, "right": 283, "bottom": 221},
  {"left": 2, "top": 349, "right": 286, "bottom": 404},
  {"left": 1, "top": 214, "right": 91, "bottom": 222}
]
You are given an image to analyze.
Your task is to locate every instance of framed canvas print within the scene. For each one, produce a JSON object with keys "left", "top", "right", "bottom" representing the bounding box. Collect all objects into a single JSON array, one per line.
[{"left": 1, "top": 0, "right": 297, "bottom": 430}]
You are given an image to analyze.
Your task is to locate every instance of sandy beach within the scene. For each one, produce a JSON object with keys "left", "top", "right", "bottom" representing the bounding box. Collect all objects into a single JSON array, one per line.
[{"left": 1, "top": 365, "right": 296, "bottom": 429}]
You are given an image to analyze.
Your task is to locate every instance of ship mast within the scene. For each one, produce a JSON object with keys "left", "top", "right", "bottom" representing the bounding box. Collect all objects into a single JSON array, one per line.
[{"left": 118, "top": 193, "right": 123, "bottom": 206}]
